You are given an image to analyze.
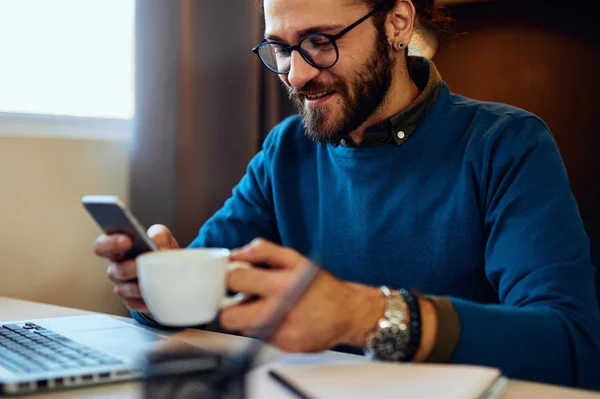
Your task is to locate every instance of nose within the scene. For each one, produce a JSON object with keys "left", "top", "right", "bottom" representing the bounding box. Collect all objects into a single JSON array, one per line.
[{"left": 286, "top": 50, "right": 321, "bottom": 89}]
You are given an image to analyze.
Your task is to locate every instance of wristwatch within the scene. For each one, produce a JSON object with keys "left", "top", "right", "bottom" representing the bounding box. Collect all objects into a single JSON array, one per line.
[{"left": 364, "top": 286, "right": 411, "bottom": 361}]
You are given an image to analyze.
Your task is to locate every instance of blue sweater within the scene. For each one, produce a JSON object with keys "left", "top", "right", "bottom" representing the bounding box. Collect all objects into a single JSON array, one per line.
[{"left": 138, "top": 84, "right": 600, "bottom": 389}]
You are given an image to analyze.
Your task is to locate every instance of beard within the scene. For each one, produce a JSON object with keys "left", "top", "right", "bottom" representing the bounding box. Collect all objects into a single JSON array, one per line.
[{"left": 286, "top": 36, "right": 396, "bottom": 145}]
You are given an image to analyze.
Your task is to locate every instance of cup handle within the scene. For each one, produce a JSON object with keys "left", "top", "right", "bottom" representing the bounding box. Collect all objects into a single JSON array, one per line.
[{"left": 220, "top": 261, "right": 252, "bottom": 308}]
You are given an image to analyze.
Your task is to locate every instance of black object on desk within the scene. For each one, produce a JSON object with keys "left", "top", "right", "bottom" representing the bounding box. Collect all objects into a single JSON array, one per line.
[
  {"left": 141, "top": 260, "right": 320, "bottom": 399},
  {"left": 141, "top": 346, "right": 245, "bottom": 399},
  {"left": 268, "top": 369, "right": 315, "bottom": 399}
]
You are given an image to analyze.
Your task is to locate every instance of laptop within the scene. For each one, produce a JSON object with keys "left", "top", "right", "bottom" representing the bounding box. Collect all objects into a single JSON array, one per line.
[
  {"left": 0, "top": 260, "right": 319, "bottom": 396},
  {"left": 0, "top": 314, "right": 167, "bottom": 395}
]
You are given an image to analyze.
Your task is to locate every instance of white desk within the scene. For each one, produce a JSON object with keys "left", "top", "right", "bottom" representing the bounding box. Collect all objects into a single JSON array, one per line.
[{"left": 1, "top": 297, "right": 598, "bottom": 399}]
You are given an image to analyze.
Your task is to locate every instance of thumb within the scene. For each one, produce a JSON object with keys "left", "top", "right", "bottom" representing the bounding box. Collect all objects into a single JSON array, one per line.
[{"left": 147, "top": 224, "right": 180, "bottom": 250}]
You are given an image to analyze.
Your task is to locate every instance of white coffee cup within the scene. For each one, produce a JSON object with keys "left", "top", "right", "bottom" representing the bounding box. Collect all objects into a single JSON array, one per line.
[{"left": 137, "top": 248, "right": 249, "bottom": 327}]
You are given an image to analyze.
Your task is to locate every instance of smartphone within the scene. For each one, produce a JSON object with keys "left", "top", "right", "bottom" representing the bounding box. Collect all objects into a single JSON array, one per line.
[{"left": 82, "top": 195, "right": 158, "bottom": 259}]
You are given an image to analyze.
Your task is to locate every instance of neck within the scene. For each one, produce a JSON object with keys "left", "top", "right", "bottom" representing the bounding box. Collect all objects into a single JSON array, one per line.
[{"left": 347, "top": 60, "right": 420, "bottom": 145}]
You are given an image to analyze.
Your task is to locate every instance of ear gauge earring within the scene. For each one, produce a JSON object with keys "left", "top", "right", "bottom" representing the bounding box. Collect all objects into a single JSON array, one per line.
[
  {"left": 337, "top": 99, "right": 341, "bottom": 104},
  {"left": 397, "top": 41, "right": 406, "bottom": 50}
]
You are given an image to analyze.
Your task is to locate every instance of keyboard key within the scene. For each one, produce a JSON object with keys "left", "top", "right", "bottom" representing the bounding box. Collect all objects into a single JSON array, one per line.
[
  {"left": 34, "top": 330, "right": 59, "bottom": 337},
  {"left": 0, "top": 357, "right": 24, "bottom": 374},
  {"left": 35, "top": 360, "right": 63, "bottom": 371},
  {"left": 60, "top": 361, "right": 81, "bottom": 369},
  {"left": 2, "top": 324, "right": 24, "bottom": 332},
  {"left": 75, "top": 358, "right": 102, "bottom": 367},
  {"left": 0, "top": 352, "right": 34, "bottom": 371},
  {"left": 58, "top": 350, "right": 82, "bottom": 359},
  {"left": 98, "top": 358, "right": 122, "bottom": 365}
]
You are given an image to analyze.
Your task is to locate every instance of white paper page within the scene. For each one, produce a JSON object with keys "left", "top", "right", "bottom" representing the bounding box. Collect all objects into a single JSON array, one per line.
[{"left": 248, "top": 354, "right": 501, "bottom": 399}]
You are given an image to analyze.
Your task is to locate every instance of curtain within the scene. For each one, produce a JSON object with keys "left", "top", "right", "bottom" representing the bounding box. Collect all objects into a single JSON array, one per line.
[{"left": 131, "top": 0, "right": 291, "bottom": 245}]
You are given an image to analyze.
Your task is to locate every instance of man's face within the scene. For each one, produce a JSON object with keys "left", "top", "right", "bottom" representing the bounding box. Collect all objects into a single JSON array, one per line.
[{"left": 263, "top": 0, "right": 395, "bottom": 144}]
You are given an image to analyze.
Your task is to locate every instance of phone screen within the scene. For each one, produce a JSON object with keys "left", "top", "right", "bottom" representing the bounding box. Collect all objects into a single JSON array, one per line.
[{"left": 82, "top": 196, "right": 158, "bottom": 259}]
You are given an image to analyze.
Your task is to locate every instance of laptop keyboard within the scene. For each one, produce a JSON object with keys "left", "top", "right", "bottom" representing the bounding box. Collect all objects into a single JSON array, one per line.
[{"left": 0, "top": 322, "right": 123, "bottom": 375}]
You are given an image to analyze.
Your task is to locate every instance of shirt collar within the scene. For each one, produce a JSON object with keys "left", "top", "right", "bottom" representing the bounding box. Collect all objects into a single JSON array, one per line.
[{"left": 340, "top": 56, "right": 443, "bottom": 148}]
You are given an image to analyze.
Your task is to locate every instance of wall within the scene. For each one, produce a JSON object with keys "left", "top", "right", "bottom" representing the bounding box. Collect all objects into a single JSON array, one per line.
[{"left": 0, "top": 136, "right": 129, "bottom": 316}]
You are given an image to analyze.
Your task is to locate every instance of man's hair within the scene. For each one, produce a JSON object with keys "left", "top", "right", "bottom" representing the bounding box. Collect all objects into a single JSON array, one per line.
[
  {"left": 364, "top": 0, "right": 453, "bottom": 38},
  {"left": 255, "top": 0, "right": 453, "bottom": 37}
]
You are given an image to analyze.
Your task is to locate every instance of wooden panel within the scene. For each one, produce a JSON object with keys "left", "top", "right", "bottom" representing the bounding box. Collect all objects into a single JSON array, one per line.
[{"left": 434, "top": 1, "right": 600, "bottom": 299}]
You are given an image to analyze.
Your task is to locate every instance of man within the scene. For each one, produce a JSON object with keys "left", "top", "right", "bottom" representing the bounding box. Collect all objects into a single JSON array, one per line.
[{"left": 95, "top": 0, "right": 600, "bottom": 390}]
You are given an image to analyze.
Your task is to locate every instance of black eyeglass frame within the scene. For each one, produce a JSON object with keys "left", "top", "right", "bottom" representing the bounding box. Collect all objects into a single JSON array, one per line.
[{"left": 252, "top": 6, "right": 382, "bottom": 75}]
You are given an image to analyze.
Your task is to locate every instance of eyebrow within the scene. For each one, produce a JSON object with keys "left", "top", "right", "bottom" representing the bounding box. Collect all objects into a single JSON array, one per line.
[{"left": 265, "top": 24, "right": 344, "bottom": 43}]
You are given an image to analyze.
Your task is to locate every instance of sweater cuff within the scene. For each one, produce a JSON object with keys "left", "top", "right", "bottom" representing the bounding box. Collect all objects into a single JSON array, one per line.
[
  {"left": 424, "top": 296, "right": 461, "bottom": 363},
  {"left": 130, "top": 309, "right": 212, "bottom": 331},
  {"left": 130, "top": 310, "right": 161, "bottom": 327}
]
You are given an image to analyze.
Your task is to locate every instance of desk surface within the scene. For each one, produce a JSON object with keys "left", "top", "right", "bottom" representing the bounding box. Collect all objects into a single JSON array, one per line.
[{"left": 0, "top": 297, "right": 598, "bottom": 399}]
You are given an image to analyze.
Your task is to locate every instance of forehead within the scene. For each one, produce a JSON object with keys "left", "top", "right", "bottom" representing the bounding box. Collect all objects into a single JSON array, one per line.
[{"left": 263, "top": 0, "right": 367, "bottom": 39}]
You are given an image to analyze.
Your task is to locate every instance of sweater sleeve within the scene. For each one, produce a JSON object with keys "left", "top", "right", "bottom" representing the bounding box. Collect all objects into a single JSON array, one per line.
[
  {"left": 131, "top": 128, "right": 280, "bottom": 328},
  {"left": 444, "top": 116, "right": 600, "bottom": 389},
  {"left": 188, "top": 130, "right": 279, "bottom": 249}
]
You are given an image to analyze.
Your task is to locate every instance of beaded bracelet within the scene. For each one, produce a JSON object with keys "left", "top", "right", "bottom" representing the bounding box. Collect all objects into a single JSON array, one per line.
[{"left": 399, "top": 288, "right": 422, "bottom": 362}]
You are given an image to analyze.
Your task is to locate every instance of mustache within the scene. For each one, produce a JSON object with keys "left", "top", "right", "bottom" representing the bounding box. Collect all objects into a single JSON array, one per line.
[{"left": 287, "top": 80, "right": 344, "bottom": 99}]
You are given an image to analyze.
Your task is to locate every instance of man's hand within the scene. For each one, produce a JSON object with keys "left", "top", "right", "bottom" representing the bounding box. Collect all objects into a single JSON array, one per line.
[
  {"left": 220, "top": 239, "right": 386, "bottom": 353},
  {"left": 94, "top": 224, "right": 179, "bottom": 313}
]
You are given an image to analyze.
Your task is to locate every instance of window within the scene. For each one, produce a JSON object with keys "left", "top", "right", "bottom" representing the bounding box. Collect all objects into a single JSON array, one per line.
[{"left": 0, "top": 0, "right": 135, "bottom": 139}]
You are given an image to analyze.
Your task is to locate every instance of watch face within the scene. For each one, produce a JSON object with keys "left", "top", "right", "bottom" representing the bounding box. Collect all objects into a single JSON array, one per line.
[{"left": 372, "top": 325, "right": 408, "bottom": 361}]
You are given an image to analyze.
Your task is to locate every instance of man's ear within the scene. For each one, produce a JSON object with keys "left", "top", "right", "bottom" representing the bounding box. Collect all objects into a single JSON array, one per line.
[{"left": 384, "top": 0, "right": 416, "bottom": 51}]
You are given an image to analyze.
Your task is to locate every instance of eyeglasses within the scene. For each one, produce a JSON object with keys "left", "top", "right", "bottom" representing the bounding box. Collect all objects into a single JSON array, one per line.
[{"left": 252, "top": 6, "right": 381, "bottom": 75}]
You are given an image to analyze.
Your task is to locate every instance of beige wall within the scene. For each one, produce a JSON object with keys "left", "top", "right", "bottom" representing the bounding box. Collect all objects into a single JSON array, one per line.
[{"left": 0, "top": 137, "right": 129, "bottom": 316}]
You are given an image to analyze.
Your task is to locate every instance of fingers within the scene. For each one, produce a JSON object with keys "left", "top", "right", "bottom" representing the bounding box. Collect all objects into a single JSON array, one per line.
[
  {"left": 227, "top": 267, "right": 291, "bottom": 297},
  {"left": 94, "top": 234, "right": 132, "bottom": 261},
  {"left": 230, "top": 239, "right": 304, "bottom": 269},
  {"left": 220, "top": 299, "right": 272, "bottom": 334},
  {"left": 113, "top": 282, "right": 142, "bottom": 299},
  {"left": 112, "top": 281, "right": 147, "bottom": 312},
  {"left": 147, "top": 224, "right": 180, "bottom": 250},
  {"left": 107, "top": 260, "right": 138, "bottom": 282}
]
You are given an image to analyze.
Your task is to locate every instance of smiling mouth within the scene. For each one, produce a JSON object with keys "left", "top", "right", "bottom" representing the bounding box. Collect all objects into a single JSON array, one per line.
[
  {"left": 301, "top": 91, "right": 336, "bottom": 107},
  {"left": 305, "top": 91, "right": 331, "bottom": 100}
]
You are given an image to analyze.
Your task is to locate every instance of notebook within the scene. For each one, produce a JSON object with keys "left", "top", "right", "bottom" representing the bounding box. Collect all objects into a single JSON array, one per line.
[{"left": 249, "top": 354, "right": 507, "bottom": 399}]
